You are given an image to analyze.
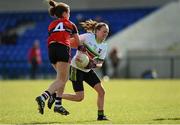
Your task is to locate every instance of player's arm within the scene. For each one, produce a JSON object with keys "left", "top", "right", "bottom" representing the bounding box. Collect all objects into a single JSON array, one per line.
[
  {"left": 95, "top": 45, "right": 108, "bottom": 68},
  {"left": 70, "top": 36, "right": 79, "bottom": 48},
  {"left": 70, "top": 33, "right": 86, "bottom": 48},
  {"left": 94, "top": 58, "right": 104, "bottom": 68},
  {"left": 70, "top": 23, "right": 81, "bottom": 48},
  {"left": 70, "top": 34, "right": 87, "bottom": 53},
  {"left": 85, "top": 58, "right": 104, "bottom": 69},
  {"left": 87, "top": 45, "right": 108, "bottom": 69}
]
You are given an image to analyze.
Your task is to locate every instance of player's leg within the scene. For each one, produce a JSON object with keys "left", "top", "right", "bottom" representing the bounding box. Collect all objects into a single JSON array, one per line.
[
  {"left": 35, "top": 62, "right": 58, "bottom": 115},
  {"left": 53, "top": 61, "right": 70, "bottom": 115},
  {"left": 62, "top": 91, "right": 84, "bottom": 101},
  {"left": 36, "top": 62, "right": 69, "bottom": 115},
  {"left": 48, "top": 66, "right": 85, "bottom": 108},
  {"left": 48, "top": 91, "right": 84, "bottom": 109},
  {"left": 35, "top": 43, "right": 70, "bottom": 115},
  {"left": 84, "top": 70, "right": 108, "bottom": 120},
  {"left": 94, "top": 83, "right": 105, "bottom": 111},
  {"left": 63, "top": 66, "right": 85, "bottom": 101},
  {"left": 45, "top": 64, "right": 56, "bottom": 109},
  {"left": 93, "top": 83, "right": 108, "bottom": 120}
]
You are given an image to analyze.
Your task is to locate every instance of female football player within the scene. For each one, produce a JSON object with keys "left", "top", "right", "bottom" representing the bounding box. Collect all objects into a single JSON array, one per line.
[
  {"left": 35, "top": 0, "right": 80, "bottom": 115},
  {"left": 48, "top": 19, "right": 109, "bottom": 120}
]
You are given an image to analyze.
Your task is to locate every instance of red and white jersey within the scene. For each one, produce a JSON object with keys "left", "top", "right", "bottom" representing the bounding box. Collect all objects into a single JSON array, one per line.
[
  {"left": 71, "top": 33, "right": 108, "bottom": 72},
  {"left": 48, "top": 18, "right": 78, "bottom": 46}
]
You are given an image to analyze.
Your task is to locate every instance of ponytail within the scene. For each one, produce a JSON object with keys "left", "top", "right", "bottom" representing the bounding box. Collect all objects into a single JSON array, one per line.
[
  {"left": 80, "top": 19, "right": 108, "bottom": 33},
  {"left": 48, "top": 0, "right": 69, "bottom": 18},
  {"left": 80, "top": 19, "right": 98, "bottom": 33}
]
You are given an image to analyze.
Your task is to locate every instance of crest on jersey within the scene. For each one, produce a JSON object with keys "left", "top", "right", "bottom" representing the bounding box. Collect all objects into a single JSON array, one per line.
[{"left": 98, "top": 48, "right": 102, "bottom": 53}]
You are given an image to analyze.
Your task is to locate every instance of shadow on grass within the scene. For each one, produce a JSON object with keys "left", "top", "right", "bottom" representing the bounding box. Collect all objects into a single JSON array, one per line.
[
  {"left": 153, "top": 118, "right": 180, "bottom": 121},
  {"left": 19, "top": 120, "right": 98, "bottom": 124},
  {"left": 18, "top": 122, "right": 62, "bottom": 125}
]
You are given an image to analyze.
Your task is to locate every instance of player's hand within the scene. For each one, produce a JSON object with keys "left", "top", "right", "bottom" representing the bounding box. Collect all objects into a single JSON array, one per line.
[
  {"left": 78, "top": 45, "right": 86, "bottom": 52},
  {"left": 84, "top": 59, "right": 96, "bottom": 69},
  {"left": 75, "top": 55, "right": 81, "bottom": 62}
]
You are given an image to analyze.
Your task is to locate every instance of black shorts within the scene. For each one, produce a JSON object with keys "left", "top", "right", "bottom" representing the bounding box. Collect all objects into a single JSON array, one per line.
[
  {"left": 69, "top": 66, "right": 101, "bottom": 92},
  {"left": 48, "top": 42, "right": 70, "bottom": 64}
]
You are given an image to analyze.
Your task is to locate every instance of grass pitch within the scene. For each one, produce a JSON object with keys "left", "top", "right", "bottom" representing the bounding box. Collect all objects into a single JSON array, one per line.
[{"left": 0, "top": 79, "right": 180, "bottom": 124}]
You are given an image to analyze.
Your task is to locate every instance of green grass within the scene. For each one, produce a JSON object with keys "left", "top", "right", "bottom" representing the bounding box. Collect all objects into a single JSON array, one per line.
[{"left": 0, "top": 79, "right": 180, "bottom": 124}]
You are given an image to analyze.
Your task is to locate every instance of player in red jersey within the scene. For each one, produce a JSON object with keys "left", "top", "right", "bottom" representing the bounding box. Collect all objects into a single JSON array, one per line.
[{"left": 35, "top": 0, "right": 80, "bottom": 115}]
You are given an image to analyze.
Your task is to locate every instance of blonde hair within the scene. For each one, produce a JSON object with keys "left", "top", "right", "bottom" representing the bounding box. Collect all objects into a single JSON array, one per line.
[{"left": 80, "top": 19, "right": 109, "bottom": 33}]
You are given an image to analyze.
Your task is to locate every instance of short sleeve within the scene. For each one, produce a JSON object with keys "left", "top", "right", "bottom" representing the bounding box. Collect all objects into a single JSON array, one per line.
[{"left": 79, "top": 33, "right": 89, "bottom": 43}]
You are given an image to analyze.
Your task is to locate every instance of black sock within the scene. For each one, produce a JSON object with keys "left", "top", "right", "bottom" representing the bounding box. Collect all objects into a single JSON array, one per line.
[
  {"left": 98, "top": 110, "right": 104, "bottom": 116},
  {"left": 55, "top": 97, "right": 62, "bottom": 107},
  {"left": 41, "top": 90, "right": 51, "bottom": 101}
]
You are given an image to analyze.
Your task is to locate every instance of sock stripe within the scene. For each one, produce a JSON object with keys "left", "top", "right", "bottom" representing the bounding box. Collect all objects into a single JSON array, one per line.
[
  {"left": 55, "top": 97, "right": 62, "bottom": 106},
  {"left": 41, "top": 91, "right": 50, "bottom": 101},
  {"left": 45, "top": 91, "right": 51, "bottom": 96}
]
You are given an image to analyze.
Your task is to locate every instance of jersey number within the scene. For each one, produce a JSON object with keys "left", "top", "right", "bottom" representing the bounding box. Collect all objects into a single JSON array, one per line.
[{"left": 53, "top": 22, "right": 65, "bottom": 32}]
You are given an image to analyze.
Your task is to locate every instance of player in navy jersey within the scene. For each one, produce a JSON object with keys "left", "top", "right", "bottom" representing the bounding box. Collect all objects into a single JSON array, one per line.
[
  {"left": 48, "top": 20, "right": 110, "bottom": 120},
  {"left": 35, "top": 0, "right": 80, "bottom": 115}
]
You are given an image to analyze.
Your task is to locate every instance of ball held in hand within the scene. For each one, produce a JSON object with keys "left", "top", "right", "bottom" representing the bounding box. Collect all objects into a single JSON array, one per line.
[{"left": 75, "top": 52, "right": 89, "bottom": 68}]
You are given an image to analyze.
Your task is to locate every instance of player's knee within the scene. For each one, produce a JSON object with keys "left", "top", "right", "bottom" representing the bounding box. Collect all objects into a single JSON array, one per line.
[{"left": 98, "top": 88, "right": 105, "bottom": 97}]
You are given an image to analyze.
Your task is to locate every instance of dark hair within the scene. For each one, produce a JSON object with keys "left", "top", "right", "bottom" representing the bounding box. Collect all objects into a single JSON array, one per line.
[
  {"left": 80, "top": 19, "right": 108, "bottom": 33},
  {"left": 48, "top": 0, "right": 69, "bottom": 18}
]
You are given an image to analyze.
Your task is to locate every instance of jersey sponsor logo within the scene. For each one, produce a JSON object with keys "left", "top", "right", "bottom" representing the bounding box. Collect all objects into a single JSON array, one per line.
[{"left": 98, "top": 48, "right": 102, "bottom": 53}]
